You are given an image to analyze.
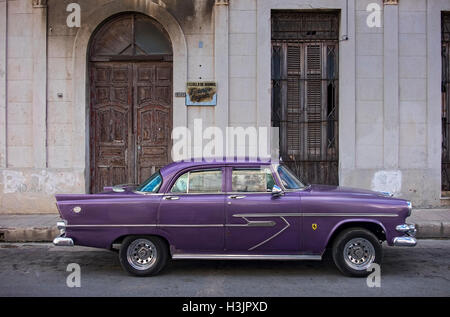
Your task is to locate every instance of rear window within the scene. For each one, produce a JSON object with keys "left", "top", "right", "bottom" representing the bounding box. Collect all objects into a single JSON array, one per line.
[
  {"left": 231, "top": 168, "right": 275, "bottom": 192},
  {"left": 171, "top": 169, "right": 223, "bottom": 193}
]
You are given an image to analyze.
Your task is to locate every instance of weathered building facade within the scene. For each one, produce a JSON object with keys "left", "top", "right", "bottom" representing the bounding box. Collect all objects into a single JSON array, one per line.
[{"left": 0, "top": 0, "right": 448, "bottom": 213}]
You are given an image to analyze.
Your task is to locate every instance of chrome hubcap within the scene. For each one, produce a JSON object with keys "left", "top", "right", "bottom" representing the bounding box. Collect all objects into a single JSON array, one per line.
[
  {"left": 343, "top": 238, "right": 376, "bottom": 270},
  {"left": 127, "top": 239, "right": 158, "bottom": 271}
]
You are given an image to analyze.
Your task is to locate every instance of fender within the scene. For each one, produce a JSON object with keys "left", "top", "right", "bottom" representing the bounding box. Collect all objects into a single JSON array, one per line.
[{"left": 324, "top": 218, "right": 387, "bottom": 249}]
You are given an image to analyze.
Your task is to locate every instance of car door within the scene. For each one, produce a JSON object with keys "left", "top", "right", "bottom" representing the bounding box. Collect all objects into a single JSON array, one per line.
[
  {"left": 158, "top": 167, "right": 225, "bottom": 253},
  {"left": 225, "top": 166, "right": 302, "bottom": 253}
]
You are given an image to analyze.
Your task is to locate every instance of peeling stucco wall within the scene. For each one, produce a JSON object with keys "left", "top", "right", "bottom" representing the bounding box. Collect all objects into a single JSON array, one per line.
[
  {"left": 0, "top": 0, "right": 445, "bottom": 213},
  {"left": 2, "top": 169, "right": 80, "bottom": 195},
  {"left": 340, "top": 167, "right": 440, "bottom": 207},
  {"left": 371, "top": 171, "right": 402, "bottom": 195},
  {"left": 371, "top": 170, "right": 402, "bottom": 195},
  {"left": 0, "top": 169, "right": 84, "bottom": 213}
]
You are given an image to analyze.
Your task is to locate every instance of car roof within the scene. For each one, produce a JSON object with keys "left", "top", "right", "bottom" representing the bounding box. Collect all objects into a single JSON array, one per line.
[{"left": 159, "top": 158, "right": 274, "bottom": 178}]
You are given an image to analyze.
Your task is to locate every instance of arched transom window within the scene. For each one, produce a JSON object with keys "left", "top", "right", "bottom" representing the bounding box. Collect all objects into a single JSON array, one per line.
[{"left": 89, "top": 13, "right": 173, "bottom": 61}]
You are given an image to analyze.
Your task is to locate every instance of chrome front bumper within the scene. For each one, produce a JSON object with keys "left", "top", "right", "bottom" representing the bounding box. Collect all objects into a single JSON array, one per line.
[
  {"left": 53, "top": 221, "right": 74, "bottom": 246},
  {"left": 393, "top": 223, "right": 417, "bottom": 247},
  {"left": 53, "top": 236, "right": 74, "bottom": 246}
]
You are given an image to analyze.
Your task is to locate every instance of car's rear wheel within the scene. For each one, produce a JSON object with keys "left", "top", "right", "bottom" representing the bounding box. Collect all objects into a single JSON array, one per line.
[
  {"left": 119, "top": 236, "right": 168, "bottom": 276},
  {"left": 332, "top": 228, "right": 382, "bottom": 277}
]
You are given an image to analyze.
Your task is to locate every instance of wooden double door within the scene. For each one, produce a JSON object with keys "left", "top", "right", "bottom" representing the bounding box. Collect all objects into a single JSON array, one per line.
[{"left": 89, "top": 61, "right": 172, "bottom": 193}]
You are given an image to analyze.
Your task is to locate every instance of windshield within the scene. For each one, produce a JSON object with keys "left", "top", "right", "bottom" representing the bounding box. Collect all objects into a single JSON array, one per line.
[
  {"left": 135, "top": 171, "right": 162, "bottom": 192},
  {"left": 276, "top": 164, "right": 308, "bottom": 189}
]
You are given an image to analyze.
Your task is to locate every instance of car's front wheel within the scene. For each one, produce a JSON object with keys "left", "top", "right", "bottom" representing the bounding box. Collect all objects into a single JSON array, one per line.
[
  {"left": 332, "top": 228, "right": 382, "bottom": 277},
  {"left": 119, "top": 236, "right": 168, "bottom": 276}
]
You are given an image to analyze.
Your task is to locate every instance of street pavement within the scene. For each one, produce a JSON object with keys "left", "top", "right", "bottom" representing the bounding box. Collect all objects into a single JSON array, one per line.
[{"left": 0, "top": 240, "right": 448, "bottom": 297}]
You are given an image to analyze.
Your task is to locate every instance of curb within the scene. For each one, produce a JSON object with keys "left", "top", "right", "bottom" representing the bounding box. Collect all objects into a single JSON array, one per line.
[
  {"left": 0, "top": 227, "right": 59, "bottom": 242},
  {"left": 415, "top": 222, "right": 450, "bottom": 239},
  {"left": 0, "top": 224, "right": 449, "bottom": 242}
]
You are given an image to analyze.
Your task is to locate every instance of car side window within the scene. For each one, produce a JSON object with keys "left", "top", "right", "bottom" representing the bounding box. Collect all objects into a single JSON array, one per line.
[
  {"left": 232, "top": 168, "right": 275, "bottom": 192},
  {"left": 171, "top": 173, "right": 188, "bottom": 193},
  {"left": 170, "top": 169, "right": 223, "bottom": 193}
]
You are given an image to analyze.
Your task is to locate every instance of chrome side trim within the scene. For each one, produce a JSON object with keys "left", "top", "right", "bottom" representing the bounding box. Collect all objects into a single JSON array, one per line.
[
  {"left": 172, "top": 254, "right": 322, "bottom": 261},
  {"left": 66, "top": 223, "right": 279, "bottom": 228},
  {"left": 231, "top": 214, "right": 293, "bottom": 250},
  {"left": 66, "top": 224, "right": 158, "bottom": 228},
  {"left": 233, "top": 213, "right": 398, "bottom": 218},
  {"left": 226, "top": 216, "right": 276, "bottom": 227},
  {"left": 159, "top": 224, "right": 223, "bottom": 228},
  {"left": 163, "top": 192, "right": 225, "bottom": 196},
  {"left": 303, "top": 213, "right": 399, "bottom": 217},
  {"left": 69, "top": 223, "right": 277, "bottom": 228},
  {"left": 233, "top": 213, "right": 302, "bottom": 218},
  {"left": 163, "top": 191, "right": 273, "bottom": 195},
  {"left": 65, "top": 212, "right": 398, "bottom": 228},
  {"left": 225, "top": 192, "right": 272, "bottom": 195},
  {"left": 133, "top": 192, "right": 165, "bottom": 196},
  {"left": 230, "top": 212, "right": 397, "bottom": 251},
  {"left": 248, "top": 217, "right": 290, "bottom": 251}
]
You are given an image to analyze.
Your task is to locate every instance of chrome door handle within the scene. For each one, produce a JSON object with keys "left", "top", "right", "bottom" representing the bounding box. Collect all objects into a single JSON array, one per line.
[
  {"left": 228, "top": 195, "right": 246, "bottom": 199},
  {"left": 163, "top": 196, "right": 179, "bottom": 200}
]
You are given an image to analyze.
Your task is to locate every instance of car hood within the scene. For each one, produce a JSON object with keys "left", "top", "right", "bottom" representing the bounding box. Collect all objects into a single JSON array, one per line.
[{"left": 307, "top": 184, "right": 394, "bottom": 198}]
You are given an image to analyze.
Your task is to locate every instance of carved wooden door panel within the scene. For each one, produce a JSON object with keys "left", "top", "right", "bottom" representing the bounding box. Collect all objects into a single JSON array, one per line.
[
  {"left": 134, "top": 62, "right": 172, "bottom": 184},
  {"left": 88, "top": 12, "right": 173, "bottom": 193},
  {"left": 90, "top": 62, "right": 172, "bottom": 193},
  {"left": 90, "top": 63, "right": 134, "bottom": 193}
]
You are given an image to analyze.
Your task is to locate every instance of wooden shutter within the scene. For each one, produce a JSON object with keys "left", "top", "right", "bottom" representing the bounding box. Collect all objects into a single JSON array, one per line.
[
  {"left": 442, "top": 12, "right": 450, "bottom": 192},
  {"left": 305, "top": 44, "right": 322, "bottom": 158},
  {"left": 271, "top": 11, "right": 339, "bottom": 185},
  {"left": 287, "top": 44, "right": 302, "bottom": 155}
]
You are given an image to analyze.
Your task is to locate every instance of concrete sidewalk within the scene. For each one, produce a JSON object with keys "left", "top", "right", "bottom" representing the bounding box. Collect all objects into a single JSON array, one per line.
[
  {"left": 0, "top": 214, "right": 60, "bottom": 242},
  {"left": 0, "top": 209, "right": 449, "bottom": 242},
  {"left": 407, "top": 209, "right": 450, "bottom": 238}
]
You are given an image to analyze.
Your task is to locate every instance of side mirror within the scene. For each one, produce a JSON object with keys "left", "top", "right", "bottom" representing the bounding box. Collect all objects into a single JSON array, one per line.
[{"left": 271, "top": 185, "right": 284, "bottom": 197}]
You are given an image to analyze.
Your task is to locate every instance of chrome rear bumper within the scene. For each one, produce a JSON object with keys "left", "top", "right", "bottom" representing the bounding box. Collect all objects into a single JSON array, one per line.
[
  {"left": 53, "top": 220, "right": 74, "bottom": 246},
  {"left": 53, "top": 236, "right": 74, "bottom": 246},
  {"left": 56, "top": 221, "right": 66, "bottom": 231}
]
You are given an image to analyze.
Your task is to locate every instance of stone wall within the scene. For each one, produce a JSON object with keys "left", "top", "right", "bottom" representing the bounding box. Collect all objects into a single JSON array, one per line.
[
  {"left": 0, "top": 0, "right": 447, "bottom": 212},
  {"left": 340, "top": 0, "right": 442, "bottom": 207}
]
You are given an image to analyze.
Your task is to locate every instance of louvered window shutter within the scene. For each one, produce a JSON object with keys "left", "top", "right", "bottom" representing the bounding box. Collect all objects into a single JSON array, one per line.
[
  {"left": 271, "top": 11, "right": 339, "bottom": 185},
  {"left": 305, "top": 44, "right": 322, "bottom": 158},
  {"left": 286, "top": 44, "right": 302, "bottom": 157}
]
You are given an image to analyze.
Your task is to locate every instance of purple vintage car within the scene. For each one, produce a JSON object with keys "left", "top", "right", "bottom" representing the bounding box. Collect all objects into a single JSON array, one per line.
[{"left": 53, "top": 159, "right": 416, "bottom": 277}]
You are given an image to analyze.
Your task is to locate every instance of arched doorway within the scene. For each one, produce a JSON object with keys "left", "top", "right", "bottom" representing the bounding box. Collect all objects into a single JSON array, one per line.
[{"left": 88, "top": 13, "right": 173, "bottom": 193}]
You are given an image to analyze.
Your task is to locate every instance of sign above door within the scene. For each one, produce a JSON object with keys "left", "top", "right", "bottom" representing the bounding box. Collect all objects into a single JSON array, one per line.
[{"left": 186, "top": 81, "right": 217, "bottom": 106}]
